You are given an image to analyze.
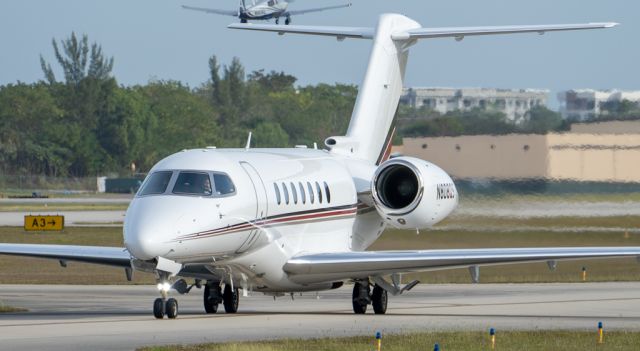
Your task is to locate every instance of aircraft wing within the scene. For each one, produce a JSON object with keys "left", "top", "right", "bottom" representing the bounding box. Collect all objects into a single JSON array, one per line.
[
  {"left": 229, "top": 22, "right": 616, "bottom": 41},
  {"left": 286, "top": 3, "right": 352, "bottom": 16},
  {"left": 0, "top": 243, "right": 131, "bottom": 267},
  {"left": 182, "top": 5, "right": 237, "bottom": 17},
  {"left": 284, "top": 247, "right": 640, "bottom": 282}
]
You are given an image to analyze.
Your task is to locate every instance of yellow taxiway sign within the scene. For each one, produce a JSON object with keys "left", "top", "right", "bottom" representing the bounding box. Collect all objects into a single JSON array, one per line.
[{"left": 24, "top": 215, "right": 64, "bottom": 231}]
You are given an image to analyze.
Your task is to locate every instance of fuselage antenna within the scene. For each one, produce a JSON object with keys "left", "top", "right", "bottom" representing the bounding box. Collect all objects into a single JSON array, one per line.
[{"left": 245, "top": 131, "right": 252, "bottom": 150}]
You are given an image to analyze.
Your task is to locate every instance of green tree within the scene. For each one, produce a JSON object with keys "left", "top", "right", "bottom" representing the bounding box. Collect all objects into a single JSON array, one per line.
[
  {"left": 522, "top": 106, "right": 563, "bottom": 134},
  {"left": 253, "top": 122, "right": 290, "bottom": 147},
  {"left": 40, "top": 32, "right": 114, "bottom": 85},
  {"left": 248, "top": 70, "right": 297, "bottom": 92}
]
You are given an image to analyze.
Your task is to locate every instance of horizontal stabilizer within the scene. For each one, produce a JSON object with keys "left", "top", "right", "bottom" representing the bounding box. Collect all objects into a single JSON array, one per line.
[
  {"left": 392, "top": 22, "right": 619, "bottom": 40},
  {"left": 228, "top": 23, "right": 374, "bottom": 39},
  {"left": 229, "top": 22, "right": 617, "bottom": 42}
]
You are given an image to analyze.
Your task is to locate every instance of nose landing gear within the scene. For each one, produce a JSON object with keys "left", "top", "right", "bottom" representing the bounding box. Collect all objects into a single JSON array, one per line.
[{"left": 153, "top": 273, "right": 180, "bottom": 319}]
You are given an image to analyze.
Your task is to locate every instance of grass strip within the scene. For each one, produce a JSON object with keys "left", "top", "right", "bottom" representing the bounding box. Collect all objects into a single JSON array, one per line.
[
  {"left": 0, "top": 302, "right": 27, "bottom": 313},
  {"left": 138, "top": 330, "right": 640, "bottom": 351}
]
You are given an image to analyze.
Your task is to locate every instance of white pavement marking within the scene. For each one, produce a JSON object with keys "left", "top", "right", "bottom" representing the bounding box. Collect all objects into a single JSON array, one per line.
[{"left": 0, "top": 283, "right": 639, "bottom": 350}]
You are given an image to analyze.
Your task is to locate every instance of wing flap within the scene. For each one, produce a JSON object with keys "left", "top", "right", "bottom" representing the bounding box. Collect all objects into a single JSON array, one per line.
[
  {"left": 285, "top": 247, "right": 640, "bottom": 281},
  {"left": 392, "top": 23, "right": 619, "bottom": 40},
  {"left": 0, "top": 243, "right": 131, "bottom": 267}
]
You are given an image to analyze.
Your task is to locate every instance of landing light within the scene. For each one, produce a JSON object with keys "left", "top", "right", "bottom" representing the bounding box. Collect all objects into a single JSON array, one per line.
[{"left": 157, "top": 282, "right": 172, "bottom": 292}]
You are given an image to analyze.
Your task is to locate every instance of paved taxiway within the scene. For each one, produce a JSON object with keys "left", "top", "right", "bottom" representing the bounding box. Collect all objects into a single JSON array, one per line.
[{"left": 1, "top": 283, "right": 639, "bottom": 350}]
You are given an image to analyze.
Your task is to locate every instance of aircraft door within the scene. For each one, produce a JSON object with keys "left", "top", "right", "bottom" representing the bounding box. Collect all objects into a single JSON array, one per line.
[{"left": 237, "top": 161, "right": 268, "bottom": 253}]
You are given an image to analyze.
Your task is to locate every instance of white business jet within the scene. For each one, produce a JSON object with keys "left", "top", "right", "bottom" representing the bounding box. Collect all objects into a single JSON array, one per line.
[{"left": 1, "top": 14, "right": 636, "bottom": 319}]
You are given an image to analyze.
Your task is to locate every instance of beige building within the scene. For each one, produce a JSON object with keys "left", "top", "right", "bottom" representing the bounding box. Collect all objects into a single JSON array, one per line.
[
  {"left": 570, "top": 120, "right": 640, "bottom": 134},
  {"left": 401, "top": 123, "right": 640, "bottom": 183}
]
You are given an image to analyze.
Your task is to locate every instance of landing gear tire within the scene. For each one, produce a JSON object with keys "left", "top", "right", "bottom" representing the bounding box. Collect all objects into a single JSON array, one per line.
[
  {"left": 275, "top": 18, "right": 279, "bottom": 24},
  {"left": 223, "top": 284, "right": 239, "bottom": 313},
  {"left": 204, "top": 284, "right": 220, "bottom": 313},
  {"left": 285, "top": 17, "right": 291, "bottom": 25},
  {"left": 371, "top": 285, "right": 388, "bottom": 314},
  {"left": 241, "top": 19, "right": 247, "bottom": 23},
  {"left": 166, "top": 298, "right": 178, "bottom": 319},
  {"left": 352, "top": 282, "right": 370, "bottom": 314},
  {"left": 153, "top": 298, "right": 164, "bottom": 319}
]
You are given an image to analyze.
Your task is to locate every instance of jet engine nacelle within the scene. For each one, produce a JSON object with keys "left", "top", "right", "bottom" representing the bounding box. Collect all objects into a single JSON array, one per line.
[{"left": 371, "top": 156, "right": 458, "bottom": 230}]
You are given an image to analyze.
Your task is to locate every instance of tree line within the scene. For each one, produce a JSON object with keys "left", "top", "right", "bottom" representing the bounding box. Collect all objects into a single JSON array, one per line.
[
  {"left": 0, "top": 33, "right": 355, "bottom": 177},
  {"left": 397, "top": 99, "right": 640, "bottom": 138},
  {"left": 2, "top": 33, "right": 637, "bottom": 178}
]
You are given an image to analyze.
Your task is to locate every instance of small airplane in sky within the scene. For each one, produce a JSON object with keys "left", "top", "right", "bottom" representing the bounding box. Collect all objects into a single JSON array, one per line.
[
  {"left": 182, "top": 0, "right": 352, "bottom": 25},
  {"left": 0, "top": 14, "right": 632, "bottom": 320}
]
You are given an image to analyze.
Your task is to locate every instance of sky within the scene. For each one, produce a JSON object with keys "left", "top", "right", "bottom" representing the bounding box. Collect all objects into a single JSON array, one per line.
[{"left": 1, "top": 0, "right": 638, "bottom": 107}]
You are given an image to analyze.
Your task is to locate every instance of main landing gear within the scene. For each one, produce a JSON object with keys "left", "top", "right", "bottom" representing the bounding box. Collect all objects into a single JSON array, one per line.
[
  {"left": 276, "top": 16, "right": 291, "bottom": 25},
  {"left": 203, "top": 282, "right": 239, "bottom": 314},
  {"left": 352, "top": 280, "right": 387, "bottom": 314}
]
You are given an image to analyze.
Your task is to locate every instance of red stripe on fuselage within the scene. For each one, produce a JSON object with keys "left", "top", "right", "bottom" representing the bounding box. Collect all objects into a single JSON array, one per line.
[{"left": 172, "top": 206, "right": 357, "bottom": 242}]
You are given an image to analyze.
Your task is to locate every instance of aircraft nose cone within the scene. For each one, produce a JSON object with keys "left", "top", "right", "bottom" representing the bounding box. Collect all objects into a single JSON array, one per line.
[
  {"left": 124, "top": 198, "right": 176, "bottom": 260},
  {"left": 124, "top": 226, "right": 164, "bottom": 260}
]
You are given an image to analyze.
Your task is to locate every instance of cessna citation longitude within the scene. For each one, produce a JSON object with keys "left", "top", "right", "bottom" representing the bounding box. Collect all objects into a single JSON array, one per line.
[{"left": 2, "top": 14, "right": 638, "bottom": 319}]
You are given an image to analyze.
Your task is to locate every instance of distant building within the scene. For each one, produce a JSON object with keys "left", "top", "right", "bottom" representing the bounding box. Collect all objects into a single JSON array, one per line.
[
  {"left": 401, "top": 120, "right": 640, "bottom": 183},
  {"left": 399, "top": 87, "right": 548, "bottom": 124},
  {"left": 558, "top": 89, "right": 640, "bottom": 120}
]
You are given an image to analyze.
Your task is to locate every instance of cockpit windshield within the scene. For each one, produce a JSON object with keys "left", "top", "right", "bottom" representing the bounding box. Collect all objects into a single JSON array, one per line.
[
  {"left": 172, "top": 172, "right": 213, "bottom": 196},
  {"left": 137, "top": 170, "right": 236, "bottom": 197},
  {"left": 213, "top": 174, "right": 235, "bottom": 195},
  {"left": 139, "top": 171, "right": 172, "bottom": 196}
]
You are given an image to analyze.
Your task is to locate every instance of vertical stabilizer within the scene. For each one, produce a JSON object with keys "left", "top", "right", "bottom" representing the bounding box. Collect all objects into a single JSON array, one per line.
[
  {"left": 325, "top": 14, "right": 420, "bottom": 163},
  {"left": 229, "top": 15, "right": 617, "bottom": 164}
]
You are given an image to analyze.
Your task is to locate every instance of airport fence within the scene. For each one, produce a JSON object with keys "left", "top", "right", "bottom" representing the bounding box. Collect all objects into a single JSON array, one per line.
[{"left": 0, "top": 174, "right": 98, "bottom": 194}]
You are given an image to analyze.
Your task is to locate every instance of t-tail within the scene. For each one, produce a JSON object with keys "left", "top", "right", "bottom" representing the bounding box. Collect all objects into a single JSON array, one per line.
[{"left": 228, "top": 15, "right": 617, "bottom": 164}]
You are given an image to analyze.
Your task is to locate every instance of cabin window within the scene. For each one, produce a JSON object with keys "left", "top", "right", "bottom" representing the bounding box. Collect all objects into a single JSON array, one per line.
[
  {"left": 299, "top": 182, "right": 306, "bottom": 204},
  {"left": 290, "top": 182, "right": 298, "bottom": 204},
  {"left": 282, "top": 182, "right": 289, "bottom": 204},
  {"left": 324, "top": 181, "right": 331, "bottom": 203},
  {"left": 213, "top": 173, "right": 235, "bottom": 195},
  {"left": 173, "top": 172, "right": 213, "bottom": 196},
  {"left": 274, "top": 183, "right": 281, "bottom": 205},
  {"left": 316, "top": 181, "right": 323, "bottom": 204},
  {"left": 307, "top": 182, "right": 314, "bottom": 204},
  {"left": 139, "top": 171, "right": 173, "bottom": 196}
]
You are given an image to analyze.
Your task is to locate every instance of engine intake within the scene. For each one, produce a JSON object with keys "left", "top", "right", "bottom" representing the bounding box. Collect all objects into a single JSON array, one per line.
[
  {"left": 371, "top": 156, "right": 458, "bottom": 229},
  {"left": 373, "top": 160, "right": 422, "bottom": 213}
]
